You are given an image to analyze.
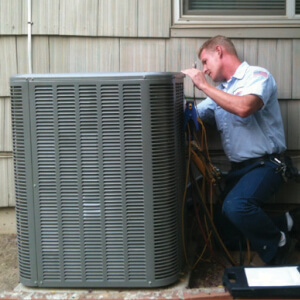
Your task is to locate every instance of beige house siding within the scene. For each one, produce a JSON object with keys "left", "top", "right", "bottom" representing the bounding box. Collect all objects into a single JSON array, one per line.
[{"left": 0, "top": 0, "right": 300, "bottom": 207}]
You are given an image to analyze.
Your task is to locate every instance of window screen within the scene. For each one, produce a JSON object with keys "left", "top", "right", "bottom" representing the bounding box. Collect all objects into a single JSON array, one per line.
[
  {"left": 184, "top": 0, "right": 286, "bottom": 16},
  {"left": 296, "top": 0, "right": 300, "bottom": 14}
]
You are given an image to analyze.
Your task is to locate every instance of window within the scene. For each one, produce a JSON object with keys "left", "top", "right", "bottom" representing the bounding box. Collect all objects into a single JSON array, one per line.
[
  {"left": 297, "top": 0, "right": 300, "bottom": 14},
  {"left": 174, "top": 0, "right": 300, "bottom": 25},
  {"left": 185, "top": 0, "right": 286, "bottom": 16}
]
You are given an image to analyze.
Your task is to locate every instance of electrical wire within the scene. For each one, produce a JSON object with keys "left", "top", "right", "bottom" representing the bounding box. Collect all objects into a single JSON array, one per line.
[{"left": 182, "top": 120, "right": 238, "bottom": 269}]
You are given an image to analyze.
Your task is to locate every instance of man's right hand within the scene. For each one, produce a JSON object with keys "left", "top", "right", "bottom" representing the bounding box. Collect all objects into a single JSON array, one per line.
[{"left": 181, "top": 68, "right": 208, "bottom": 91}]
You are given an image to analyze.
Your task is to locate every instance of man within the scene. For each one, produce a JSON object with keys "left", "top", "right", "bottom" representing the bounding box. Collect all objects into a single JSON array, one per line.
[{"left": 182, "top": 35, "right": 299, "bottom": 265}]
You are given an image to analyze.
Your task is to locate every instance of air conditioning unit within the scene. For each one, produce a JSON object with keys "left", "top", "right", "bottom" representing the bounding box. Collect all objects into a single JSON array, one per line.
[{"left": 10, "top": 72, "right": 185, "bottom": 288}]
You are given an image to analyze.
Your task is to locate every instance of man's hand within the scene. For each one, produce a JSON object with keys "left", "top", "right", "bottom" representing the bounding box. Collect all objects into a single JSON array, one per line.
[
  {"left": 181, "top": 68, "right": 208, "bottom": 91},
  {"left": 182, "top": 68, "right": 264, "bottom": 118}
]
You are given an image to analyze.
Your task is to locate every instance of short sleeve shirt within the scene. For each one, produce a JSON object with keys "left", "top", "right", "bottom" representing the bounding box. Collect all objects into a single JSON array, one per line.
[{"left": 196, "top": 61, "right": 286, "bottom": 163}]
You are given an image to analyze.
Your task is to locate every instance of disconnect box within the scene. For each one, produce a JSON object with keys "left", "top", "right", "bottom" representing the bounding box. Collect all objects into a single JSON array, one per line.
[{"left": 10, "top": 72, "right": 185, "bottom": 288}]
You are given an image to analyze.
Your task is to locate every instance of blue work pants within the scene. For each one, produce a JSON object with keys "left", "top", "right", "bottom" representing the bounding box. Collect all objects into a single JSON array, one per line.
[{"left": 222, "top": 159, "right": 287, "bottom": 263}]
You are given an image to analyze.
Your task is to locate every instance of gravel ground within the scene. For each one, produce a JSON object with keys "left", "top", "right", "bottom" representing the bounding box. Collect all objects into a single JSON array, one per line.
[{"left": 0, "top": 234, "right": 19, "bottom": 292}]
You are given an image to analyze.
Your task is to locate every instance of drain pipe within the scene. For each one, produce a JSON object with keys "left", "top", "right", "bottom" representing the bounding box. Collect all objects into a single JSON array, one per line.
[{"left": 27, "top": 0, "right": 33, "bottom": 74}]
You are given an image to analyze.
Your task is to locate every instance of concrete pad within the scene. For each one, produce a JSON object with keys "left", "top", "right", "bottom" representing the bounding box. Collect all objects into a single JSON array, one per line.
[
  {"left": 0, "top": 208, "right": 16, "bottom": 234},
  {"left": 0, "top": 273, "right": 231, "bottom": 300}
]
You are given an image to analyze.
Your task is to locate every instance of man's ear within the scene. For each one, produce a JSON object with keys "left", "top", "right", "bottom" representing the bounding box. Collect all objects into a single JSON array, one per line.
[{"left": 215, "top": 45, "right": 223, "bottom": 58}]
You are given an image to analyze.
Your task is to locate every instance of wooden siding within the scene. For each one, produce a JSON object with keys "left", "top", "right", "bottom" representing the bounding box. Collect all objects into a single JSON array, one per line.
[
  {"left": 293, "top": 40, "right": 300, "bottom": 99},
  {"left": 0, "top": 98, "right": 12, "bottom": 152},
  {"left": 60, "top": 0, "right": 98, "bottom": 36},
  {"left": 98, "top": 0, "right": 138, "bottom": 37},
  {"left": 32, "top": 0, "right": 60, "bottom": 35},
  {"left": 138, "top": 0, "right": 171, "bottom": 38},
  {"left": 120, "top": 39, "right": 166, "bottom": 72},
  {"left": 49, "top": 37, "right": 120, "bottom": 73},
  {"left": 1, "top": 0, "right": 171, "bottom": 38},
  {"left": 0, "top": 155, "right": 15, "bottom": 207},
  {"left": 0, "top": 0, "right": 24, "bottom": 34},
  {"left": 0, "top": 37, "right": 17, "bottom": 97}
]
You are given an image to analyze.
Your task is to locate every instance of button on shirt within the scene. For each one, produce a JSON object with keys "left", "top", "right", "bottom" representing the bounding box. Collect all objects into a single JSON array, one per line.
[{"left": 196, "top": 61, "right": 286, "bottom": 162}]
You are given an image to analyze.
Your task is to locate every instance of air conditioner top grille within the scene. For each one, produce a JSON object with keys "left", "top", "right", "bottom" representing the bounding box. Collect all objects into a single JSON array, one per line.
[{"left": 10, "top": 72, "right": 185, "bottom": 83}]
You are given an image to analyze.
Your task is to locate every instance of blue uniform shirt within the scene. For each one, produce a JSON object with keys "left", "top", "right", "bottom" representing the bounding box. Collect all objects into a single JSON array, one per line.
[{"left": 196, "top": 61, "right": 287, "bottom": 163}]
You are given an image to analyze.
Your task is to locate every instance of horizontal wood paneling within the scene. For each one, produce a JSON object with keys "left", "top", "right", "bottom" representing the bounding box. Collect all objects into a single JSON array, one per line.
[
  {"left": 1, "top": 0, "right": 170, "bottom": 38},
  {"left": 0, "top": 155, "right": 15, "bottom": 207},
  {"left": 17, "top": 36, "right": 50, "bottom": 74},
  {"left": 293, "top": 40, "right": 300, "bottom": 99},
  {"left": 276, "top": 40, "right": 293, "bottom": 99},
  {"left": 60, "top": 0, "right": 98, "bottom": 36},
  {"left": 98, "top": 0, "right": 138, "bottom": 37},
  {"left": 49, "top": 37, "right": 120, "bottom": 73},
  {"left": 120, "top": 39, "right": 166, "bottom": 72},
  {"left": 138, "top": 0, "right": 171, "bottom": 38},
  {"left": 0, "top": 0, "right": 24, "bottom": 34},
  {"left": 0, "top": 37, "right": 17, "bottom": 97},
  {"left": 184, "top": 38, "right": 207, "bottom": 99},
  {"left": 0, "top": 98, "right": 12, "bottom": 152},
  {"left": 287, "top": 100, "right": 300, "bottom": 150},
  {"left": 32, "top": 0, "right": 59, "bottom": 35}
]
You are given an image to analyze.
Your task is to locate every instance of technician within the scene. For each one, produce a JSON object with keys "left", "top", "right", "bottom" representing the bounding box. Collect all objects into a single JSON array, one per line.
[{"left": 182, "top": 35, "right": 299, "bottom": 265}]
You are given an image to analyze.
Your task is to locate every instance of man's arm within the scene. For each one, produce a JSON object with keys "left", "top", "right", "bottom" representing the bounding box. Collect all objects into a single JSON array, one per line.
[{"left": 182, "top": 68, "right": 263, "bottom": 118}]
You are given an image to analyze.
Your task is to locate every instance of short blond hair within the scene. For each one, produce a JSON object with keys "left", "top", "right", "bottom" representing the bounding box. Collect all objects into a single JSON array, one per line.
[{"left": 198, "top": 35, "right": 238, "bottom": 58}]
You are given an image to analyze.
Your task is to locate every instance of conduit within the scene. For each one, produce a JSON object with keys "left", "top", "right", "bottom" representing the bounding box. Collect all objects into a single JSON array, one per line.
[{"left": 27, "top": 0, "right": 32, "bottom": 74}]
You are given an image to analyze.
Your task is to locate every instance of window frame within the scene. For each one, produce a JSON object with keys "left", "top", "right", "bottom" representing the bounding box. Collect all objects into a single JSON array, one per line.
[{"left": 173, "top": 0, "right": 300, "bottom": 26}]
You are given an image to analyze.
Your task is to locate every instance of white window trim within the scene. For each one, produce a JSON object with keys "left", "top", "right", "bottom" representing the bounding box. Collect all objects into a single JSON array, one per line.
[{"left": 173, "top": 0, "right": 300, "bottom": 26}]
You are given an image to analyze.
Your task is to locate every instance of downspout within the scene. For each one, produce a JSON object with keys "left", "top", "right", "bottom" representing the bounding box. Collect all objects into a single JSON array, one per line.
[{"left": 27, "top": 0, "right": 33, "bottom": 74}]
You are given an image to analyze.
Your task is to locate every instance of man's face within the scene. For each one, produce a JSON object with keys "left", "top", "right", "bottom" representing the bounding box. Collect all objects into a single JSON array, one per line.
[{"left": 200, "top": 48, "right": 224, "bottom": 82}]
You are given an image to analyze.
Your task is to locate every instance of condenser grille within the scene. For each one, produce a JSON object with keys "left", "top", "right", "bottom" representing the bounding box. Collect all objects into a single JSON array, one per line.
[
  {"left": 101, "top": 84, "right": 125, "bottom": 281},
  {"left": 11, "top": 85, "right": 32, "bottom": 280},
  {"left": 57, "top": 85, "right": 83, "bottom": 281},
  {"left": 123, "top": 84, "right": 146, "bottom": 281},
  {"left": 150, "top": 83, "right": 179, "bottom": 280},
  {"left": 11, "top": 72, "right": 185, "bottom": 288},
  {"left": 79, "top": 85, "right": 103, "bottom": 281},
  {"left": 35, "top": 85, "right": 61, "bottom": 281}
]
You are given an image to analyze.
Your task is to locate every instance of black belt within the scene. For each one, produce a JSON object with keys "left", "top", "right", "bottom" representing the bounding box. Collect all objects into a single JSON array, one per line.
[{"left": 231, "top": 153, "right": 282, "bottom": 170}]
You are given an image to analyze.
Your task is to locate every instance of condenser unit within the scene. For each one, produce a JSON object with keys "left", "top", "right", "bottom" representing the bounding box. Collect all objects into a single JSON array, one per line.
[{"left": 10, "top": 72, "right": 185, "bottom": 288}]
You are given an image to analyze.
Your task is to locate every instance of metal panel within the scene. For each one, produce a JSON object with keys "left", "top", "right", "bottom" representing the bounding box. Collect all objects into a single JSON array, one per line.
[
  {"left": 0, "top": 97, "right": 12, "bottom": 152},
  {"left": 0, "top": 37, "right": 17, "bottom": 97},
  {"left": 32, "top": 0, "right": 59, "bottom": 35},
  {"left": 11, "top": 72, "right": 185, "bottom": 288},
  {"left": 59, "top": 0, "right": 98, "bottom": 36},
  {"left": 50, "top": 37, "right": 120, "bottom": 73},
  {"left": 149, "top": 83, "right": 180, "bottom": 279},
  {"left": 138, "top": 0, "right": 171, "bottom": 38},
  {"left": 10, "top": 82, "right": 38, "bottom": 285},
  {"left": 98, "top": 0, "right": 138, "bottom": 37},
  {"left": 120, "top": 39, "right": 166, "bottom": 72}
]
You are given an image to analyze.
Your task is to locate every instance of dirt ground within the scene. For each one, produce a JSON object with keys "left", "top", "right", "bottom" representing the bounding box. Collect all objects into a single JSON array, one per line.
[
  {"left": 0, "top": 232, "right": 299, "bottom": 292},
  {"left": 0, "top": 234, "right": 19, "bottom": 292}
]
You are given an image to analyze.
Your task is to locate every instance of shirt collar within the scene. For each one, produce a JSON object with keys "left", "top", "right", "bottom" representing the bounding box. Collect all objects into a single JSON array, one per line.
[
  {"left": 220, "top": 61, "right": 249, "bottom": 89},
  {"left": 233, "top": 61, "right": 249, "bottom": 80}
]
